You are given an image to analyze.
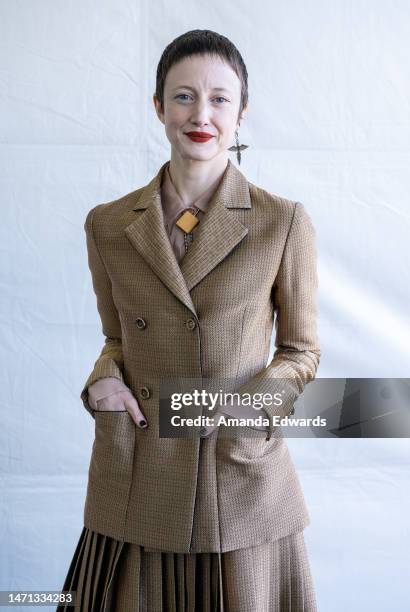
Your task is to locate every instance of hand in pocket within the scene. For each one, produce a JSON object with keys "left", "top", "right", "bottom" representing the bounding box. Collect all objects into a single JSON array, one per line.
[{"left": 88, "top": 377, "right": 148, "bottom": 428}]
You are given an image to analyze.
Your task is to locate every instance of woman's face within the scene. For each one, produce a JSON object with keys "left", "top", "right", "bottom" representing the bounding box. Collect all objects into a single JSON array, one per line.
[{"left": 154, "top": 53, "right": 247, "bottom": 164}]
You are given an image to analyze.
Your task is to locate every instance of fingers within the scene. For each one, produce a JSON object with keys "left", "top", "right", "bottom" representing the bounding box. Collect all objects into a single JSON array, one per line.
[
  {"left": 95, "top": 391, "right": 128, "bottom": 412},
  {"left": 123, "top": 393, "right": 148, "bottom": 429},
  {"left": 95, "top": 391, "right": 148, "bottom": 429}
]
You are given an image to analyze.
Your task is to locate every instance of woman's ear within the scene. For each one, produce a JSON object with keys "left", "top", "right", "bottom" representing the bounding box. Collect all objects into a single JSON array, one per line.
[
  {"left": 240, "top": 103, "right": 249, "bottom": 123},
  {"left": 153, "top": 94, "right": 165, "bottom": 124},
  {"left": 237, "top": 104, "right": 249, "bottom": 127}
]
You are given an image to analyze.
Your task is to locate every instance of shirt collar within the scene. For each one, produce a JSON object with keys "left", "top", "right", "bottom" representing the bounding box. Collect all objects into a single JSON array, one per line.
[{"left": 161, "top": 162, "right": 222, "bottom": 220}]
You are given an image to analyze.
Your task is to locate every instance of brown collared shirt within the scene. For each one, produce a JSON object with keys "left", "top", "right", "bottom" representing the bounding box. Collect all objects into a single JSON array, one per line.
[{"left": 160, "top": 161, "right": 221, "bottom": 262}]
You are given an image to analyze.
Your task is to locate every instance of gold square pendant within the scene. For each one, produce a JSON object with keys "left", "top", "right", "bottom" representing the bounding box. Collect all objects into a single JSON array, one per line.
[{"left": 175, "top": 210, "right": 200, "bottom": 233}]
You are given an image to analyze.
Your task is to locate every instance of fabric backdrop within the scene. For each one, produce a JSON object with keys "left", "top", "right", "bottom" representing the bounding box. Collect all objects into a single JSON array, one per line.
[{"left": 1, "top": 1, "right": 409, "bottom": 610}]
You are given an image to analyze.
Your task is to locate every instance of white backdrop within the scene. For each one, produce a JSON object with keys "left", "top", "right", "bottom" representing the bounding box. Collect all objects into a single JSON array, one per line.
[{"left": 1, "top": 1, "right": 409, "bottom": 610}]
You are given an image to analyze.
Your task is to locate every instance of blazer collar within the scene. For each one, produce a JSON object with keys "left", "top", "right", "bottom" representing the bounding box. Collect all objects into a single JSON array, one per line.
[{"left": 124, "top": 158, "right": 251, "bottom": 318}]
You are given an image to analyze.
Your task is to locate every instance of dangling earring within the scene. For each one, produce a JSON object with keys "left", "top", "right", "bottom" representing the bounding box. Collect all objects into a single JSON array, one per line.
[{"left": 228, "top": 125, "right": 249, "bottom": 165}]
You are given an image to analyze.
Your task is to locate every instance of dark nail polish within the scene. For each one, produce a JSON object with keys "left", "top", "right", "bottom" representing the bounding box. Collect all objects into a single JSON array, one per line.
[{"left": 139, "top": 419, "right": 147, "bottom": 427}]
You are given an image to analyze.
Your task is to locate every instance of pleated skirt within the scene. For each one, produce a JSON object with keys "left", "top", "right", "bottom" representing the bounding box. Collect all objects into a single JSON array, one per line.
[{"left": 57, "top": 526, "right": 317, "bottom": 612}]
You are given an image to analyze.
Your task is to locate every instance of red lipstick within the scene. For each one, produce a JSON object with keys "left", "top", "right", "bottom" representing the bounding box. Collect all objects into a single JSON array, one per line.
[{"left": 185, "top": 131, "right": 214, "bottom": 142}]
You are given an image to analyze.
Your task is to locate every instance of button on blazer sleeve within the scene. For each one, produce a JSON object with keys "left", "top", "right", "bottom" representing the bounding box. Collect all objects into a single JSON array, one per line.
[
  {"left": 80, "top": 205, "right": 125, "bottom": 418},
  {"left": 234, "top": 201, "right": 321, "bottom": 440}
]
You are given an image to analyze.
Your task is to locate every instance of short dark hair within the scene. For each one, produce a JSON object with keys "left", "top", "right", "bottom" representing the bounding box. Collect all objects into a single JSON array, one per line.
[{"left": 155, "top": 29, "right": 248, "bottom": 121}]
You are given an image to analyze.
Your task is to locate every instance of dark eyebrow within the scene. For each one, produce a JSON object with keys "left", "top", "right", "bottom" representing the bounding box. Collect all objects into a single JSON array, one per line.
[{"left": 172, "top": 85, "right": 231, "bottom": 94}]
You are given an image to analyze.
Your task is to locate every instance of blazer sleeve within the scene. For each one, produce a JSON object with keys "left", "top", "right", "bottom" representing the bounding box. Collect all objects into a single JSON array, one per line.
[
  {"left": 80, "top": 206, "right": 125, "bottom": 418},
  {"left": 234, "top": 201, "right": 321, "bottom": 441}
]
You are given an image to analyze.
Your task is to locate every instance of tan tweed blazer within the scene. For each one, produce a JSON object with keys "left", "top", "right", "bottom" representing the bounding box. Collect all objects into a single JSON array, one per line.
[{"left": 80, "top": 158, "right": 321, "bottom": 553}]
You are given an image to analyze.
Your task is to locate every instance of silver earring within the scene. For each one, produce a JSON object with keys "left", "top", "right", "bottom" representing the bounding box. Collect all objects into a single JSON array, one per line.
[{"left": 228, "top": 127, "right": 249, "bottom": 165}]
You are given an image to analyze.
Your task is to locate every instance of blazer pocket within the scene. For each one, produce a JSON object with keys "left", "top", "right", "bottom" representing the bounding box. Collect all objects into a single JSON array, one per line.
[
  {"left": 89, "top": 411, "right": 135, "bottom": 490},
  {"left": 216, "top": 428, "right": 280, "bottom": 465}
]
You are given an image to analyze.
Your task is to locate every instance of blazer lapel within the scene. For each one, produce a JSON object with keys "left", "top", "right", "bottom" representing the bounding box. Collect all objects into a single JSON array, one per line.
[
  {"left": 179, "top": 161, "right": 250, "bottom": 290},
  {"left": 124, "top": 159, "right": 251, "bottom": 317}
]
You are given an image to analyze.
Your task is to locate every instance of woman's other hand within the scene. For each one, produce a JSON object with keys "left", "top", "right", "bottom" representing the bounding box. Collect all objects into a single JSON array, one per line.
[{"left": 88, "top": 377, "right": 148, "bottom": 428}]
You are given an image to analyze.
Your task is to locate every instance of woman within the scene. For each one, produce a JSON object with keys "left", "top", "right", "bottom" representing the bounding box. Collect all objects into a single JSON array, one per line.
[{"left": 58, "top": 29, "right": 320, "bottom": 611}]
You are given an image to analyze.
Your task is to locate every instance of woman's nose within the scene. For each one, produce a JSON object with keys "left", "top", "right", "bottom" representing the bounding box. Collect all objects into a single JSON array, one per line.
[{"left": 189, "top": 102, "right": 211, "bottom": 125}]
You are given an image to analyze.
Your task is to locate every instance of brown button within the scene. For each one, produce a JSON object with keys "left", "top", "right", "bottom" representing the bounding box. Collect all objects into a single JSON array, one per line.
[
  {"left": 135, "top": 317, "right": 146, "bottom": 329},
  {"left": 140, "top": 386, "right": 150, "bottom": 399},
  {"left": 186, "top": 318, "right": 196, "bottom": 330}
]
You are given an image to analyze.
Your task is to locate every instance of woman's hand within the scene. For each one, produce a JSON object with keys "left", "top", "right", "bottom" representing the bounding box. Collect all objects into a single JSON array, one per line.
[{"left": 88, "top": 377, "right": 148, "bottom": 428}]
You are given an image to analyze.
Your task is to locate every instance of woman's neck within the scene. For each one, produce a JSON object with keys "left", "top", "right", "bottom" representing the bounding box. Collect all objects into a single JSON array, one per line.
[{"left": 167, "top": 152, "right": 229, "bottom": 206}]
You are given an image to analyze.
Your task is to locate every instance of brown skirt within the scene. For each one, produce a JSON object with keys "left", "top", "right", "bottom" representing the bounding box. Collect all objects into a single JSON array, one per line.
[{"left": 57, "top": 527, "right": 317, "bottom": 611}]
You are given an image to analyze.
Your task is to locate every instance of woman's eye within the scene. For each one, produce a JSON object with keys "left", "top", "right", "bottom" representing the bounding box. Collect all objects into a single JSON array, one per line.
[{"left": 175, "top": 94, "right": 228, "bottom": 104}]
